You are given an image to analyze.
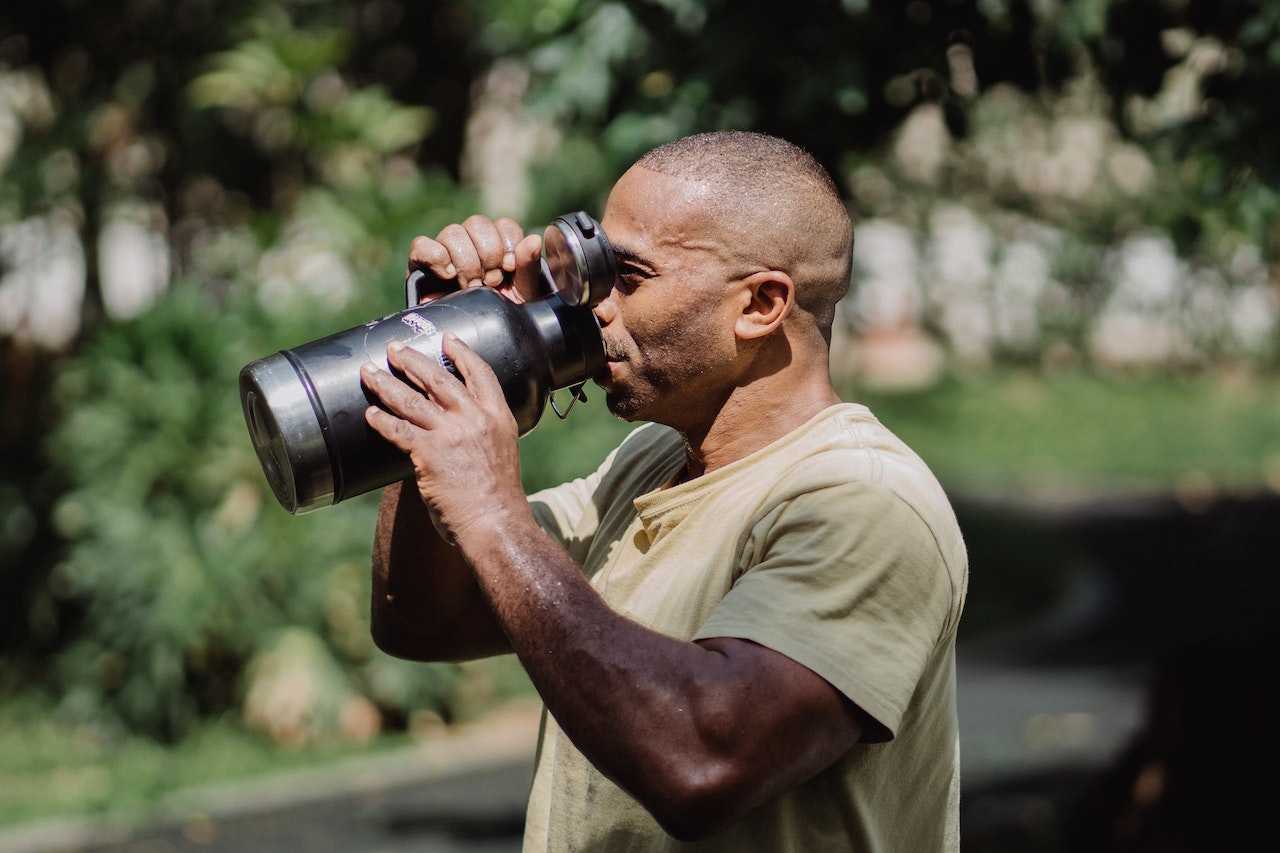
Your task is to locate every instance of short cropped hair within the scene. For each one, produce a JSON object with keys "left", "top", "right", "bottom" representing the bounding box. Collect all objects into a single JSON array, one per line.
[{"left": 636, "top": 131, "right": 854, "bottom": 336}]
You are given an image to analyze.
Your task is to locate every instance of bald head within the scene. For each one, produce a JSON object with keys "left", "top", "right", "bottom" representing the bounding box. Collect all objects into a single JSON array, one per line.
[{"left": 634, "top": 131, "right": 854, "bottom": 336}]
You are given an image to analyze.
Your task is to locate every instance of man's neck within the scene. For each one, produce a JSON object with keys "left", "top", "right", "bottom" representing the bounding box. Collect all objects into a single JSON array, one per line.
[{"left": 677, "top": 374, "right": 842, "bottom": 480}]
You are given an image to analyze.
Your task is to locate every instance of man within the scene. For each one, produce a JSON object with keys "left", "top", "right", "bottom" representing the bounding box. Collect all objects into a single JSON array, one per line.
[{"left": 360, "top": 131, "right": 967, "bottom": 851}]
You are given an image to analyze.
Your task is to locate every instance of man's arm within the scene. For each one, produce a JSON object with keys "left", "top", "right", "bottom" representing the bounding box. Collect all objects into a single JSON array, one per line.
[
  {"left": 369, "top": 479, "right": 511, "bottom": 661},
  {"left": 368, "top": 214, "right": 544, "bottom": 661},
  {"left": 459, "top": 506, "right": 868, "bottom": 841},
  {"left": 363, "top": 337, "right": 867, "bottom": 841}
]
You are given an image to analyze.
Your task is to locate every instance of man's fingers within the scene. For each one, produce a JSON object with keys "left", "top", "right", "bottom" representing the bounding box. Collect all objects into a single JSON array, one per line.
[
  {"left": 434, "top": 222, "right": 486, "bottom": 288},
  {"left": 408, "top": 235, "right": 458, "bottom": 282},
  {"left": 442, "top": 334, "right": 509, "bottom": 413},
  {"left": 386, "top": 341, "right": 463, "bottom": 404},
  {"left": 406, "top": 217, "right": 539, "bottom": 300},
  {"left": 439, "top": 217, "right": 530, "bottom": 290},
  {"left": 361, "top": 335, "right": 514, "bottom": 445},
  {"left": 360, "top": 356, "right": 438, "bottom": 426},
  {"left": 494, "top": 218, "right": 525, "bottom": 273},
  {"left": 464, "top": 215, "right": 513, "bottom": 286},
  {"left": 364, "top": 402, "right": 420, "bottom": 453},
  {"left": 360, "top": 360, "right": 430, "bottom": 455},
  {"left": 510, "top": 233, "right": 546, "bottom": 303}
]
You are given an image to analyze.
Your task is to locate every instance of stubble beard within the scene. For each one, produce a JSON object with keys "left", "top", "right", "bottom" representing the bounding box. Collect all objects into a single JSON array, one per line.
[
  {"left": 600, "top": 299, "right": 728, "bottom": 426},
  {"left": 601, "top": 343, "right": 721, "bottom": 427}
]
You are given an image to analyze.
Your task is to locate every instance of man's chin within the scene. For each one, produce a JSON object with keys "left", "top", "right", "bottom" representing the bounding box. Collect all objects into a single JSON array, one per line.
[
  {"left": 602, "top": 389, "right": 645, "bottom": 423},
  {"left": 602, "top": 391, "right": 632, "bottom": 420}
]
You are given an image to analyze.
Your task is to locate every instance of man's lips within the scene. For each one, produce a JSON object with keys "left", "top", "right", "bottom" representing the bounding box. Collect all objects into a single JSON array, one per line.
[{"left": 596, "top": 349, "right": 626, "bottom": 385}]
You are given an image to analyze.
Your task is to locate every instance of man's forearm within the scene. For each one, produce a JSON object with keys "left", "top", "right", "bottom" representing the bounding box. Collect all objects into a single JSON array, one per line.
[{"left": 370, "top": 480, "right": 511, "bottom": 661}]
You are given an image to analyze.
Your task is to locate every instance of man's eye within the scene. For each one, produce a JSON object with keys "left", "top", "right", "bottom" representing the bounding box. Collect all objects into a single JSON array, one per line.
[{"left": 616, "top": 266, "right": 647, "bottom": 289}]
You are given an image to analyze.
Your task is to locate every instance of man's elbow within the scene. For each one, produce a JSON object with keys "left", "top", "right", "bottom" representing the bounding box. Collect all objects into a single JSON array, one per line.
[
  {"left": 369, "top": 614, "right": 431, "bottom": 661},
  {"left": 639, "top": 760, "right": 751, "bottom": 842},
  {"left": 368, "top": 605, "right": 450, "bottom": 661},
  {"left": 371, "top": 608, "right": 511, "bottom": 662},
  {"left": 652, "top": 805, "right": 733, "bottom": 844}
]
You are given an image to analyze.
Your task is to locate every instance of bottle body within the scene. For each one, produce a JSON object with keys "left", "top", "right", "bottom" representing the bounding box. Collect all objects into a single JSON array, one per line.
[{"left": 240, "top": 287, "right": 604, "bottom": 514}]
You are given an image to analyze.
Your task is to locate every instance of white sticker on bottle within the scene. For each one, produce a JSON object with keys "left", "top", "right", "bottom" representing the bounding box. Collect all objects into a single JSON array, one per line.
[{"left": 396, "top": 313, "right": 455, "bottom": 373}]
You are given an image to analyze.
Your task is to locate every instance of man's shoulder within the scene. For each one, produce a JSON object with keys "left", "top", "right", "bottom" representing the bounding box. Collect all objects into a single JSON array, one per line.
[
  {"left": 751, "top": 403, "right": 918, "bottom": 489},
  {"left": 757, "top": 405, "right": 964, "bottom": 551}
]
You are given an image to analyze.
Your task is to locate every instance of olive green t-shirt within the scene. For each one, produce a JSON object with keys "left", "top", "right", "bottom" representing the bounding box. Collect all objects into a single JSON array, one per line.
[{"left": 523, "top": 403, "right": 968, "bottom": 852}]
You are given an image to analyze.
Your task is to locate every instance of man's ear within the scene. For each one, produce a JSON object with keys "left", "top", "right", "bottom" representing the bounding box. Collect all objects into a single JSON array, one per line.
[{"left": 735, "top": 271, "right": 793, "bottom": 340}]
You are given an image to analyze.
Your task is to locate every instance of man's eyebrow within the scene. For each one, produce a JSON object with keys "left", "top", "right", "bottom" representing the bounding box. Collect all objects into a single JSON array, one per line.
[{"left": 612, "top": 246, "right": 656, "bottom": 270}]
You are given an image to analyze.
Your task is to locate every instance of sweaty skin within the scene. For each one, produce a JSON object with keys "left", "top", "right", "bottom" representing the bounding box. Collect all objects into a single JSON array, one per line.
[{"left": 361, "top": 166, "right": 865, "bottom": 841}]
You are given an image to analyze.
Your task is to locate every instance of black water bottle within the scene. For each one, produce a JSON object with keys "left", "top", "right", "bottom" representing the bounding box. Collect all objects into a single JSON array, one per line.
[{"left": 238, "top": 212, "right": 615, "bottom": 514}]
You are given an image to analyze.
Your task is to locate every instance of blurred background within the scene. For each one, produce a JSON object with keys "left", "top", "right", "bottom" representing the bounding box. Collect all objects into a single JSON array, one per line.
[{"left": 1, "top": 1, "right": 1277, "bottom": 851}]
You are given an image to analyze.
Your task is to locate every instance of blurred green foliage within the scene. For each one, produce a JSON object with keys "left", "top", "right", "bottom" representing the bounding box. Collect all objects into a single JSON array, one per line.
[
  {"left": 0, "top": 0, "right": 1278, "bottom": 749},
  {"left": 849, "top": 367, "right": 1280, "bottom": 494}
]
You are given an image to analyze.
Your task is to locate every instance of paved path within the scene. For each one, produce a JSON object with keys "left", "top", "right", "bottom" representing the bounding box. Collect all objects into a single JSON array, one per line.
[
  {"left": 0, "top": 655, "right": 1151, "bottom": 853},
  {"left": 0, "top": 707, "right": 541, "bottom": 853}
]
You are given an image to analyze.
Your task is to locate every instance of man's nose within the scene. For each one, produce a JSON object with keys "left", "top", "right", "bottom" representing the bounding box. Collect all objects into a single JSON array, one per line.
[{"left": 592, "top": 292, "right": 617, "bottom": 326}]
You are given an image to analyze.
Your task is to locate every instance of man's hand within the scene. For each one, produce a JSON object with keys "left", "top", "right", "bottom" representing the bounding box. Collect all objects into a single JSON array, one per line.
[
  {"left": 362, "top": 215, "right": 544, "bottom": 663},
  {"left": 361, "top": 335, "right": 526, "bottom": 545},
  {"left": 409, "top": 215, "right": 546, "bottom": 304}
]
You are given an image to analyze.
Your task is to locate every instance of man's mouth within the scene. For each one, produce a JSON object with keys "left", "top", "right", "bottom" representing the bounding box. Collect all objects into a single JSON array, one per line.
[{"left": 595, "top": 345, "right": 626, "bottom": 385}]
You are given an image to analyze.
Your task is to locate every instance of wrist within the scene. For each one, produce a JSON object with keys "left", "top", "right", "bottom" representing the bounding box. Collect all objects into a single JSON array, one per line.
[{"left": 447, "top": 498, "right": 536, "bottom": 556}]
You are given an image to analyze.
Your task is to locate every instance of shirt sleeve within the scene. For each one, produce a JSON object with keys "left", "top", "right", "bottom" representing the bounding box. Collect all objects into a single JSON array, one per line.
[
  {"left": 693, "top": 474, "right": 959, "bottom": 741},
  {"left": 528, "top": 463, "right": 607, "bottom": 560}
]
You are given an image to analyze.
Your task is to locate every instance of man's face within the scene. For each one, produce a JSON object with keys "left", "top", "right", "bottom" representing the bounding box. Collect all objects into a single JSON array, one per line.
[{"left": 593, "top": 167, "right": 743, "bottom": 429}]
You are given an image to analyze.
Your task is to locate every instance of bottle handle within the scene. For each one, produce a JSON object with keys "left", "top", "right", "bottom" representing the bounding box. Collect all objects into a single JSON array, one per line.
[
  {"left": 549, "top": 383, "right": 590, "bottom": 419},
  {"left": 405, "top": 270, "right": 430, "bottom": 309}
]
